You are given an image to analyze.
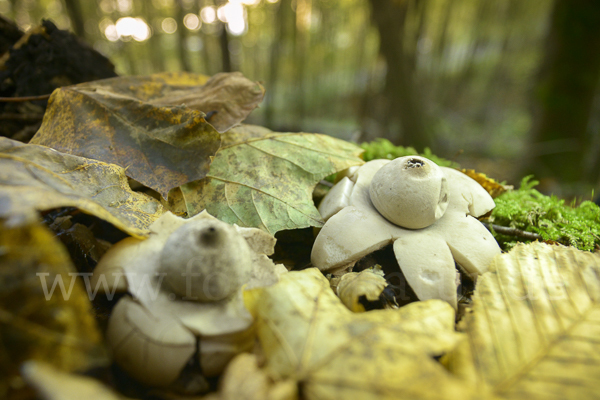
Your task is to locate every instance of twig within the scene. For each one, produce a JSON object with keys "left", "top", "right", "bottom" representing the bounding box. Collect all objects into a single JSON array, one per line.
[
  {"left": 483, "top": 222, "right": 542, "bottom": 241},
  {"left": 0, "top": 94, "right": 51, "bottom": 102},
  {"left": 0, "top": 113, "right": 45, "bottom": 120}
]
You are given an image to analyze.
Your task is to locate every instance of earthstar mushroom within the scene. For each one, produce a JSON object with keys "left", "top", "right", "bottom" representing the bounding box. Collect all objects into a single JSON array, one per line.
[
  {"left": 92, "top": 211, "right": 284, "bottom": 389},
  {"left": 369, "top": 156, "right": 449, "bottom": 229},
  {"left": 312, "top": 156, "right": 501, "bottom": 308}
]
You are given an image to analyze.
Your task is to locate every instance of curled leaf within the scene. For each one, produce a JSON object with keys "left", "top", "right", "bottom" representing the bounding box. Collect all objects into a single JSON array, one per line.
[
  {"left": 148, "top": 72, "right": 265, "bottom": 133},
  {"left": 0, "top": 137, "right": 163, "bottom": 238},
  {"left": 336, "top": 268, "right": 390, "bottom": 312},
  {"left": 31, "top": 72, "right": 263, "bottom": 199}
]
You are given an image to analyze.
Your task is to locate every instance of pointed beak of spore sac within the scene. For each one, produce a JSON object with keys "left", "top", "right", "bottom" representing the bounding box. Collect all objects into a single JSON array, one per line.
[{"left": 198, "top": 225, "right": 221, "bottom": 247}]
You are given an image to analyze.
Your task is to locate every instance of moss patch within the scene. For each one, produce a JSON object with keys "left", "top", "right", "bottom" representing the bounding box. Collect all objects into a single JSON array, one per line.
[{"left": 488, "top": 176, "right": 600, "bottom": 251}]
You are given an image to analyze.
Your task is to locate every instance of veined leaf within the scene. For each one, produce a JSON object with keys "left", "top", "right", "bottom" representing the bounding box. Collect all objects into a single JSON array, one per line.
[
  {"left": 181, "top": 130, "right": 364, "bottom": 235},
  {"left": 30, "top": 72, "right": 263, "bottom": 199},
  {"left": 245, "top": 268, "right": 472, "bottom": 400},
  {"left": 447, "top": 242, "right": 600, "bottom": 399},
  {"left": 0, "top": 137, "right": 163, "bottom": 238}
]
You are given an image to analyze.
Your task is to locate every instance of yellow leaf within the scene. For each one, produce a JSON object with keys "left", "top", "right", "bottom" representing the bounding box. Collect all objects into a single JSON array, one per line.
[
  {"left": 336, "top": 268, "right": 390, "bottom": 312},
  {"left": 446, "top": 242, "right": 600, "bottom": 399},
  {"left": 0, "top": 137, "right": 163, "bottom": 238},
  {"left": 248, "top": 268, "right": 471, "bottom": 400},
  {"left": 22, "top": 361, "right": 121, "bottom": 400},
  {"left": 0, "top": 221, "right": 105, "bottom": 391},
  {"left": 460, "top": 169, "right": 509, "bottom": 198},
  {"left": 211, "top": 353, "right": 297, "bottom": 400}
]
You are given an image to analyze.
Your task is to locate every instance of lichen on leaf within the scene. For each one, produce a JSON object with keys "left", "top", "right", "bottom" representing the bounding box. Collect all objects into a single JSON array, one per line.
[
  {"left": 30, "top": 72, "right": 263, "bottom": 199},
  {"left": 0, "top": 137, "right": 163, "bottom": 238}
]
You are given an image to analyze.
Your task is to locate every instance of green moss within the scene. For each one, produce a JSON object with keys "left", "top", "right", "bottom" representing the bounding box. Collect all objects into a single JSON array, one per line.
[
  {"left": 489, "top": 176, "right": 600, "bottom": 251},
  {"left": 360, "top": 138, "right": 460, "bottom": 168}
]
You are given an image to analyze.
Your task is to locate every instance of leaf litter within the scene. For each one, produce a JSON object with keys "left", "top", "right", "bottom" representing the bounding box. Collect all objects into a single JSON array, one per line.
[
  {"left": 3, "top": 69, "right": 600, "bottom": 399},
  {"left": 0, "top": 220, "right": 105, "bottom": 396},
  {"left": 0, "top": 137, "right": 163, "bottom": 238},
  {"left": 244, "top": 268, "right": 471, "bottom": 400},
  {"left": 30, "top": 72, "right": 264, "bottom": 199}
]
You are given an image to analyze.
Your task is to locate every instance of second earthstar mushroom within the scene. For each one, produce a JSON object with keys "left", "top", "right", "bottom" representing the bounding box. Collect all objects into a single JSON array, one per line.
[
  {"left": 92, "top": 211, "right": 285, "bottom": 390},
  {"left": 312, "top": 156, "right": 501, "bottom": 309}
]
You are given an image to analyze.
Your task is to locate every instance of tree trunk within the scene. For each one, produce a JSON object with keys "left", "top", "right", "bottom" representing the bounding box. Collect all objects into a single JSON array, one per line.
[
  {"left": 524, "top": 0, "right": 600, "bottom": 185},
  {"left": 175, "top": 0, "right": 191, "bottom": 72},
  {"left": 264, "top": 0, "right": 287, "bottom": 128},
  {"left": 368, "top": 0, "right": 429, "bottom": 150},
  {"left": 62, "top": 0, "right": 85, "bottom": 38}
]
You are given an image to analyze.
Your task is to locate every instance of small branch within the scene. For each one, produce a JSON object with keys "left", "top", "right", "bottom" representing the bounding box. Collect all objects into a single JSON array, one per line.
[
  {"left": 0, "top": 113, "right": 45, "bottom": 120},
  {"left": 483, "top": 222, "right": 542, "bottom": 241},
  {"left": 0, "top": 94, "right": 51, "bottom": 102}
]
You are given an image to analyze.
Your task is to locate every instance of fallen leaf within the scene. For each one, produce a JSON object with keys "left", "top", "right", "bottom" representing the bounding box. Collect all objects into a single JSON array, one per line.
[
  {"left": 0, "top": 220, "right": 105, "bottom": 391},
  {"left": 460, "top": 169, "right": 510, "bottom": 198},
  {"left": 30, "top": 72, "right": 263, "bottom": 199},
  {"left": 148, "top": 72, "right": 265, "bottom": 133},
  {"left": 446, "top": 242, "right": 600, "bottom": 399},
  {"left": 0, "top": 137, "right": 163, "bottom": 238},
  {"left": 220, "top": 123, "right": 274, "bottom": 147},
  {"left": 336, "top": 268, "right": 390, "bottom": 312},
  {"left": 181, "top": 132, "right": 364, "bottom": 235},
  {"left": 21, "top": 361, "right": 121, "bottom": 400},
  {"left": 211, "top": 353, "right": 297, "bottom": 400},
  {"left": 245, "top": 268, "right": 471, "bottom": 400}
]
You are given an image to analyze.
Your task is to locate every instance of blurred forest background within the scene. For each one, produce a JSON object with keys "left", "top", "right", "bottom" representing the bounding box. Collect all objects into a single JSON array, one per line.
[{"left": 1, "top": 0, "right": 599, "bottom": 198}]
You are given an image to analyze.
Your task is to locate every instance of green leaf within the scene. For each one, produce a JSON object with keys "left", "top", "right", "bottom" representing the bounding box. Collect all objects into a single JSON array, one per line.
[
  {"left": 446, "top": 242, "right": 600, "bottom": 399},
  {"left": 30, "top": 72, "right": 264, "bottom": 199},
  {"left": 0, "top": 137, "right": 163, "bottom": 238},
  {"left": 181, "top": 128, "right": 364, "bottom": 235}
]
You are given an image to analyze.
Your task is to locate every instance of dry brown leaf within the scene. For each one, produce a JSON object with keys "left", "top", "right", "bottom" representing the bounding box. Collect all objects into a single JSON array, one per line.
[
  {"left": 245, "top": 268, "right": 472, "bottom": 400},
  {"left": 0, "top": 220, "right": 105, "bottom": 393},
  {"left": 148, "top": 72, "right": 265, "bottom": 133},
  {"left": 30, "top": 72, "right": 263, "bottom": 199},
  {"left": 446, "top": 242, "right": 600, "bottom": 399},
  {"left": 0, "top": 137, "right": 163, "bottom": 238}
]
